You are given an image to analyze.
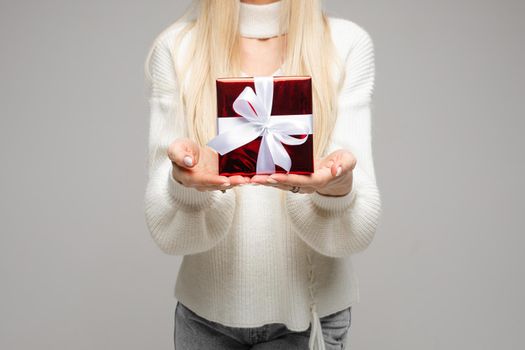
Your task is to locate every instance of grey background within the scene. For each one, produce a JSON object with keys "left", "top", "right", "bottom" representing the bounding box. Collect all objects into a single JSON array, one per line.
[{"left": 1, "top": 0, "right": 523, "bottom": 349}]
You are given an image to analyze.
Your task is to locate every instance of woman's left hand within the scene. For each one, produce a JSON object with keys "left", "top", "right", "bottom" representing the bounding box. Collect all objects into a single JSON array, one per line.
[{"left": 250, "top": 149, "right": 357, "bottom": 196}]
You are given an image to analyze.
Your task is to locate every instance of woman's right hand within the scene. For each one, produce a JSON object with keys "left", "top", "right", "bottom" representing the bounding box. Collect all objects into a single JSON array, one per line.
[{"left": 168, "top": 138, "right": 249, "bottom": 191}]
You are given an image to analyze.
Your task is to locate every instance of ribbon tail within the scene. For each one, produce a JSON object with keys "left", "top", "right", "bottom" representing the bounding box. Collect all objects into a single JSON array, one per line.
[
  {"left": 308, "top": 304, "right": 326, "bottom": 350},
  {"left": 256, "top": 133, "right": 276, "bottom": 174},
  {"left": 266, "top": 133, "right": 292, "bottom": 172}
]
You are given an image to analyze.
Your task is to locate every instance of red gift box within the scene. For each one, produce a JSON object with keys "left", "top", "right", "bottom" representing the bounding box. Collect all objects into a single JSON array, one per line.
[{"left": 208, "top": 76, "right": 314, "bottom": 177}]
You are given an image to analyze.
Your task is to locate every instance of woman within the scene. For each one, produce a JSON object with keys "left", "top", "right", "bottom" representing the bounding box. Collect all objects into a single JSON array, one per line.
[{"left": 143, "top": 0, "right": 381, "bottom": 349}]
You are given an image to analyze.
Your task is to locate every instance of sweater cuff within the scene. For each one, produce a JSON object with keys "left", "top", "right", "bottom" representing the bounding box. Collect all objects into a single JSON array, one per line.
[
  {"left": 166, "top": 164, "right": 220, "bottom": 209},
  {"left": 309, "top": 184, "right": 357, "bottom": 213}
]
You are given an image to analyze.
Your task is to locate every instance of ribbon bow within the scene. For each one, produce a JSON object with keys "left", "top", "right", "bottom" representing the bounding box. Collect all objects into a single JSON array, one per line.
[{"left": 207, "top": 76, "right": 313, "bottom": 174}]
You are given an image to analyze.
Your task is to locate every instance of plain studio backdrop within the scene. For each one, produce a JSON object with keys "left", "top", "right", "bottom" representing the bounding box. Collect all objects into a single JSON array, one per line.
[{"left": 0, "top": 0, "right": 523, "bottom": 349}]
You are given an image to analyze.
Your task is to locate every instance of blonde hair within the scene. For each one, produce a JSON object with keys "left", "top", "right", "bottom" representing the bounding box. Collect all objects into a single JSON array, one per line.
[{"left": 144, "top": 0, "right": 344, "bottom": 158}]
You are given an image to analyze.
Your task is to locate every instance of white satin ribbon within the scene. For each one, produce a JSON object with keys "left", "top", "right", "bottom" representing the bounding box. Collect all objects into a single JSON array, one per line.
[{"left": 207, "top": 76, "right": 313, "bottom": 174}]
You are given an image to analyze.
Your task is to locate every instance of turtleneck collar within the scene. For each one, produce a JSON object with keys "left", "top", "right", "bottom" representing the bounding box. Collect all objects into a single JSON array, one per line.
[{"left": 239, "top": 1, "right": 287, "bottom": 39}]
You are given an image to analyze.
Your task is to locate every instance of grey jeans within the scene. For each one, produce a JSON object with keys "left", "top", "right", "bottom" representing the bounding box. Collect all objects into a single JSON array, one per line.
[{"left": 174, "top": 301, "right": 352, "bottom": 350}]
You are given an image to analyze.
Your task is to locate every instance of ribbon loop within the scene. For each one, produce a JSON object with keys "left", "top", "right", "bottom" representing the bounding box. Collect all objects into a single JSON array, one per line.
[{"left": 208, "top": 76, "right": 313, "bottom": 174}]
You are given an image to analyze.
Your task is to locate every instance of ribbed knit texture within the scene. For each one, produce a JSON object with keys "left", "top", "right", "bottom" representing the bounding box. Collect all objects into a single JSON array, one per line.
[
  {"left": 239, "top": 1, "right": 287, "bottom": 39},
  {"left": 144, "top": 9, "right": 381, "bottom": 349}
]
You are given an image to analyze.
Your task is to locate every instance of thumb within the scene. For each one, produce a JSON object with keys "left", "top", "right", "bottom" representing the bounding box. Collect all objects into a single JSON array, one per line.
[
  {"left": 331, "top": 151, "right": 356, "bottom": 177},
  {"left": 168, "top": 138, "right": 200, "bottom": 169},
  {"left": 319, "top": 150, "right": 343, "bottom": 177}
]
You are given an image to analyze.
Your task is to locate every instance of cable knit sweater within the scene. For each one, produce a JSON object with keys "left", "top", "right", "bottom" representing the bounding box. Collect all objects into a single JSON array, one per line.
[{"left": 144, "top": 3, "right": 381, "bottom": 349}]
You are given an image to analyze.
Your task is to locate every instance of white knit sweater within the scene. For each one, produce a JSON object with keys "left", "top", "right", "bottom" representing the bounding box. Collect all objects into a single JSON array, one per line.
[{"left": 144, "top": 3, "right": 381, "bottom": 349}]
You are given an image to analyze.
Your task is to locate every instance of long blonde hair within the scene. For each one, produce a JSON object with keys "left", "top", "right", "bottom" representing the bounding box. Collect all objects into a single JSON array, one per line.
[{"left": 144, "top": 0, "right": 344, "bottom": 158}]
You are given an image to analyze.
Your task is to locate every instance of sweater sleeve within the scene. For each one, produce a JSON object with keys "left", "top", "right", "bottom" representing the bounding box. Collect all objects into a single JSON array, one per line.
[
  {"left": 143, "top": 29, "right": 236, "bottom": 256},
  {"left": 285, "top": 23, "right": 382, "bottom": 258}
]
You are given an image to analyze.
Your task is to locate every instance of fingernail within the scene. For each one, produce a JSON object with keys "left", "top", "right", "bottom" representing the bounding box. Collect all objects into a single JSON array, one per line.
[
  {"left": 221, "top": 182, "right": 230, "bottom": 187},
  {"left": 183, "top": 156, "right": 193, "bottom": 167},
  {"left": 267, "top": 178, "right": 278, "bottom": 184},
  {"left": 335, "top": 166, "right": 342, "bottom": 177}
]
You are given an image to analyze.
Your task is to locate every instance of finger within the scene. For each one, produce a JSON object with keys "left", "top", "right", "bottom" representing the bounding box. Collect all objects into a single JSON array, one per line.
[
  {"left": 179, "top": 169, "right": 230, "bottom": 188},
  {"left": 331, "top": 162, "right": 342, "bottom": 177},
  {"left": 228, "top": 175, "right": 249, "bottom": 186},
  {"left": 197, "top": 172, "right": 231, "bottom": 187},
  {"left": 267, "top": 173, "right": 312, "bottom": 187},
  {"left": 317, "top": 150, "right": 341, "bottom": 169},
  {"left": 168, "top": 138, "right": 200, "bottom": 169},
  {"left": 248, "top": 174, "right": 317, "bottom": 193},
  {"left": 250, "top": 175, "right": 271, "bottom": 184},
  {"left": 269, "top": 168, "right": 332, "bottom": 188},
  {"left": 331, "top": 152, "right": 356, "bottom": 177},
  {"left": 200, "top": 179, "right": 248, "bottom": 191},
  {"left": 317, "top": 156, "right": 335, "bottom": 170},
  {"left": 244, "top": 175, "right": 289, "bottom": 189}
]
